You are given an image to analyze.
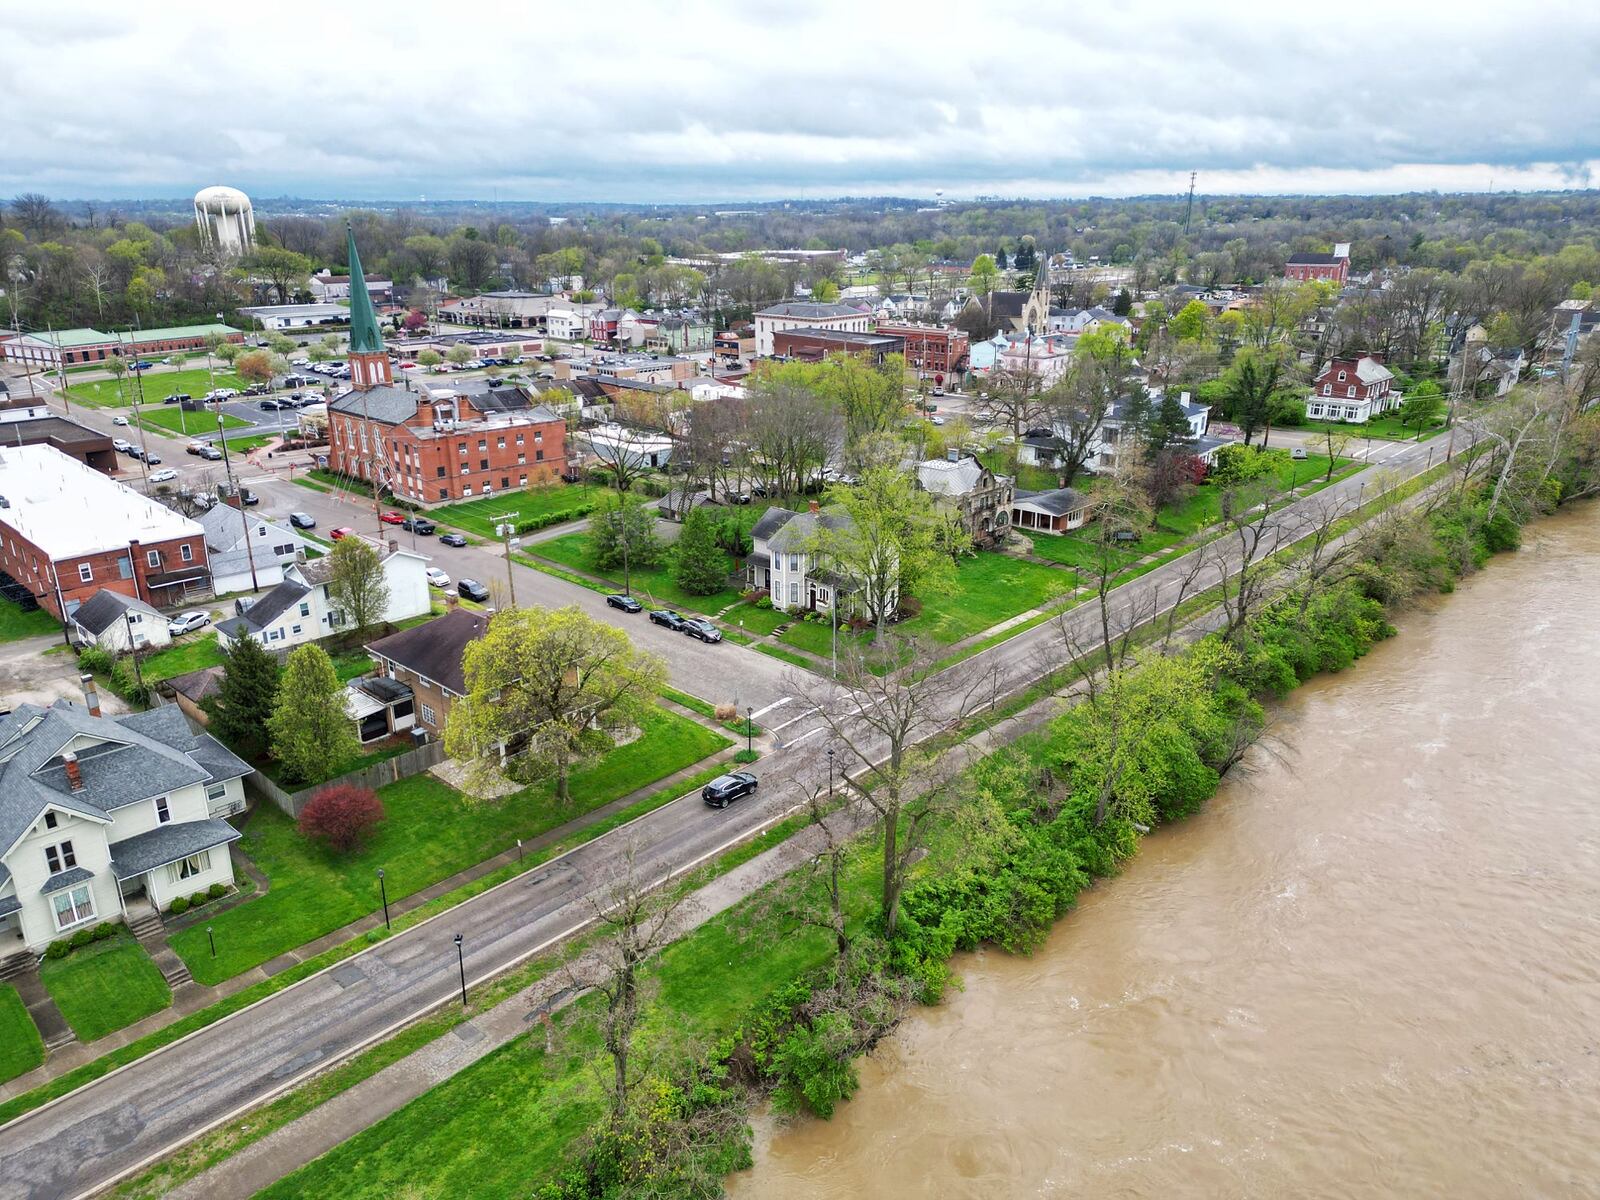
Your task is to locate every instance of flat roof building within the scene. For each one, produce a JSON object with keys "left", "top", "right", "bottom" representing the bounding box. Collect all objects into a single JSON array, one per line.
[{"left": 0, "top": 324, "right": 244, "bottom": 370}]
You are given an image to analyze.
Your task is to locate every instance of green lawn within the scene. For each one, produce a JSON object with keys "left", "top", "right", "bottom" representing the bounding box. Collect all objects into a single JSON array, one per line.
[
  {"left": 63, "top": 368, "right": 245, "bottom": 408},
  {"left": 780, "top": 615, "right": 860, "bottom": 657},
  {"left": 0, "top": 596, "right": 59, "bottom": 643},
  {"left": 0, "top": 984, "right": 44, "bottom": 1083},
  {"left": 218, "top": 433, "right": 278, "bottom": 454},
  {"left": 531, "top": 531, "right": 742, "bottom": 615},
  {"left": 136, "top": 408, "right": 250, "bottom": 438},
  {"left": 39, "top": 934, "right": 172, "bottom": 1043},
  {"left": 260, "top": 838, "right": 880, "bottom": 1200},
  {"left": 897, "top": 552, "right": 1074, "bottom": 644},
  {"left": 170, "top": 706, "right": 730, "bottom": 984},
  {"left": 1299, "top": 415, "right": 1444, "bottom": 442},
  {"left": 431, "top": 484, "right": 609, "bottom": 539},
  {"left": 134, "top": 632, "right": 226, "bottom": 681},
  {"left": 719, "top": 601, "right": 787, "bottom": 636}
]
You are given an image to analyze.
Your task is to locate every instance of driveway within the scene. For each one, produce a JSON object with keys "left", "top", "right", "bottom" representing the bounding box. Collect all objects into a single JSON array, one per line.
[{"left": 0, "top": 634, "right": 134, "bottom": 715}]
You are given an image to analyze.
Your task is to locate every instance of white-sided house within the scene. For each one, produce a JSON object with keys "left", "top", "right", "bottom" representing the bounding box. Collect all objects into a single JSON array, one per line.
[
  {"left": 544, "top": 310, "right": 586, "bottom": 341},
  {"left": 213, "top": 541, "right": 431, "bottom": 651},
  {"left": 199, "top": 507, "right": 311, "bottom": 595},
  {"left": 1021, "top": 390, "right": 1229, "bottom": 475},
  {"left": 744, "top": 502, "right": 896, "bottom": 617},
  {"left": 69, "top": 589, "right": 172, "bottom": 653},
  {"left": 0, "top": 687, "right": 249, "bottom": 951}
]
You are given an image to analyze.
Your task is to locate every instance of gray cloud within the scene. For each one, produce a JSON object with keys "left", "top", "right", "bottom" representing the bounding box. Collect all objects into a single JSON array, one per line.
[{"left": 5, "top": 0, "right": 1599, "bottom": 201}]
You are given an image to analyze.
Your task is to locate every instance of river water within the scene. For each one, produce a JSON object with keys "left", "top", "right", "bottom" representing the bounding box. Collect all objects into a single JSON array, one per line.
[{"left": 730, "top": 504, "right": 1600, "bottom": 1199}]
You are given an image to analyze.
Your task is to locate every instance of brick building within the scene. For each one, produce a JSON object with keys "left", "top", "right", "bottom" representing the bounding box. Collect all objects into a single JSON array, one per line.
[
  {"left": 364, "top": 605, "right": 488, "bottom": 736},
  {"left": 753, "top": 301, "right": 871, "bottom": 357},
  {"left": 0, "top": 324, "right": 243, "bottom": 370},
  {"left": 872, "top": 322, "right": 970, "bottom": 375},
  {"left": 324, "top": 228, "right": 569, "bottom": 506},
  {"left": 771, "top": 327, "right": 905, "bottom": 364},
  {"left": 1307, "top": 353, "right": 1396, "bottom": 423},
  {"left": 1284, "top": 243, "right": 1351, "bottom": 285},
  {"left": 0, "top": 444, "right": 210, "bottom": 619}
]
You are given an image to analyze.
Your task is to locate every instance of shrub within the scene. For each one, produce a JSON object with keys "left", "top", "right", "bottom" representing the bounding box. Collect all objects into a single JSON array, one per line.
[
  {"left": 45, "top": 940, "right": 71, "bottom": 960},
  {"left": 92, "top": 922, "right": 116, "bottom": 941},
  {"left": 895, "top": 595, "right": 922, "bottom": 620},
  {"left": 77, "top": 646, "right": 113, "bottom": 675},
  {"left": 769, "top": 1011, "right": 861, "bottom": 1118},
  {"left": 168, "top": 897, "right": 191, "bottom": 915},
  {"left": 208, "top": 882, "right": 228, "bottom": 899},
  {"left": 69, "top": 928, "right": 94, "bottom": 949},
  {"left": 190, "top": 891, "right": 209, "bottom": 908},
  {"left": 298, "top": 783, "right": 386, "bottom": 854},
  {"left": 755, "top": 595, "right": 773, "bottom": 610}
]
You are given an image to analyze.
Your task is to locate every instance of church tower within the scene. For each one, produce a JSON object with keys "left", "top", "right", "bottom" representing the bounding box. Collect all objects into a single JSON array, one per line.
[
  {"left": 1020, "top": 251, "right": 1054, "bottom": 333},
  {"left": 345, "top": 224, "right": 392, "bottom": 391}
]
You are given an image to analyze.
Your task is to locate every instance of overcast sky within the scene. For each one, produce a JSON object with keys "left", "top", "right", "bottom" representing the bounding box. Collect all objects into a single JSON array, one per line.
[{"left": 7, "top": 0, "right": 1599, "bottom": 203}]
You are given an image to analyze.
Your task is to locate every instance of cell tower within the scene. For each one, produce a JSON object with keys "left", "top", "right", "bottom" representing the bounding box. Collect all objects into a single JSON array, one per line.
[{"left": 1183, "top": 172, "right": 1197, "bottom": 234}]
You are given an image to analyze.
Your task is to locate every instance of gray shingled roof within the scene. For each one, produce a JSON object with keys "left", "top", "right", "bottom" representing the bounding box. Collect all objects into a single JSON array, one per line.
[
  {"left": 749, "top": 507, "right": 799, "bottom": 543},
  {"left": 327, "top": 383, "right": 424, "bottom": 424},
  {"left": 917, "top": 457, "right": 987, "bottom": 497},
  {"left": 756, "top": 301, "right": 865, "bottom": 320},
  {"left": 1013, "top": 487, "right": 1087, "bottom": 516},
  {"left": 230, "top": 579, "right": 311, "bottom": 633},
  {"left": 365, "top": 607, "right": 487, "bottom": 697},
  {"left": 70, "top": 589, "right": 164, "bottom": 636},
  {"left": 767, "top": 508, "right": 856, "bottom": 554},
  {"left": 110, "top": 819, "right": 242, "bottom": 880},
  {"left": 0, "top": 896, "right": 19, "bottom": 919},
  {"left": 41, "top": 866, "right": 95, "bottom": 895}
]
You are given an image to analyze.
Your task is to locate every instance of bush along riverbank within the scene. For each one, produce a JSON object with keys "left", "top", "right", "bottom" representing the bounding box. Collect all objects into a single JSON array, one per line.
[{"left": 272, "top": 396, "right": 1600, "bottom": 1200}]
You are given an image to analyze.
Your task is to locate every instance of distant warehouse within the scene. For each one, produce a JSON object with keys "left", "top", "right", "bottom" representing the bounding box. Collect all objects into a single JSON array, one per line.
[
  {"left": 0, "top": 324, "right": 243, "bottom": 370},
  {"left": 238, "top": 303, "right": 351, "bottom": 332}
]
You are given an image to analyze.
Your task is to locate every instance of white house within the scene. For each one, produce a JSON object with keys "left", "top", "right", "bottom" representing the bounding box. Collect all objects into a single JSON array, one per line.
[
  {"left": 995, "top": 334, "right": 1074, "bottom": 386},
  {"left": 0, "top": 687, "right": 249, "bottom": 952},
  {"left": 753, "top": 302, "right": 871, "bottom": 357},
  {"left": 214, "top": 542, "right": 431, "bottom": 651},
  {"left": 69, "top": 590, "right": 172, "bottom": 653},
  {"left": 238, "top": 303, "right": 351, "bottom": 331},
  {"left": 745, "top": 502, "right": 896, "bottom": 617},
  {"left": 199, "top": 507, "right": 311, "bottom": 595},
  {"left": 544, "top": 310, "right": 586, "bottom": 341},
  {"left": 1020, "top": 389, "right": 1230, "bottom": 474}
]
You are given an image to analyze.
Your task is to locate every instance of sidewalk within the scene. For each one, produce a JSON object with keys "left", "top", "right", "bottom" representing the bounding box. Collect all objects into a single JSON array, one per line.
[{"left": 0, "top": 709, "right": 743, "bottom": 1102}]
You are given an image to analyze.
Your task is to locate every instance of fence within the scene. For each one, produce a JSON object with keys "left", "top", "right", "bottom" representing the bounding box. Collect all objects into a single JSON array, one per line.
[{"left": 245, "top": 740, "right": 446, "bottom": 818}]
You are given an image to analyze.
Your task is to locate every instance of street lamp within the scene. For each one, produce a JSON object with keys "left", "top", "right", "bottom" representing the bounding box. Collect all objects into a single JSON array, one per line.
[
  {"left": 745, "top": 706, "right": 753, "bottom": 758},
  {"left": 207, "top": 926, "right": 216, "bottom": 958},
  {"left": 377, "top": 867, "right": 390, "bottom": 930},
  {"left": 453, "top": 933, "right": 468, "bottom": 1007},
  {"left": 827, "top": 747, "right": 835, "bottom": 799}
]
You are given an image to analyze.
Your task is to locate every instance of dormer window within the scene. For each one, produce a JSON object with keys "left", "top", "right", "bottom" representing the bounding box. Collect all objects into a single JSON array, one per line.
[
  {"left": 1337, "top": 370, "right": 1347, "bottom": 381},
  {"left": 44, "top": 811, "right": 58, "bottom": 829},
  {"left": 155, "top": 795, "right": 171, "bottom": 824}
]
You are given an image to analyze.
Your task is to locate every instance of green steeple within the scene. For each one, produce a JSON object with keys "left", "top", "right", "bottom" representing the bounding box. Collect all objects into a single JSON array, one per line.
[{"left": 346, "top": 223, "right": 385, "bottom": 355}]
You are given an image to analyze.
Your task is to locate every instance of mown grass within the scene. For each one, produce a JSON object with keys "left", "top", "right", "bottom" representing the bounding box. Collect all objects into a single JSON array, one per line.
[
  {"left": 530, "top": 531, "right": 742, "bottom": 614},
  {"left": 39, "top": 934, "right": 172, "bottom": 1043},
  {"left": 719, "top": 601, "right": 788, "bottom": 636},
  {"left": 430, "top": 484, "right": 608, "bottom": 539},
  {"left": 170, "top": 706, "right": 730, "bottom": 984},
  {"left": 135, "top": 407, "right": 249, "bottom": 438},
  {"left": 64, "top": 368, "right": 245, "bottom": 408},
  {"left": 0, "top": 596, "right": 59, "bottom": 643},
  {"left": 895, "top": 552, "right": 1074, "bottom": 644},
  {"left": 0, "top": 984, "right": 44, "bottom": 1084}
]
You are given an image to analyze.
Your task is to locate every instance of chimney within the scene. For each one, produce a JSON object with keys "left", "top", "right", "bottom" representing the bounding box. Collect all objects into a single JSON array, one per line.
[
  {"left": 62, "top": 751, "right": 84, "bottom": 792},
  {"left": 80, "top": 673, "right": 101, "bottom": 718},
  {"left": 809, "top": 499, "right": 820, "bottom": 514},
  {"left": 415, "top": 395, "right": 433, "bottom": 426},
  {"left": 1179, "top": 391, "right": 1191, "bottom": 406}
]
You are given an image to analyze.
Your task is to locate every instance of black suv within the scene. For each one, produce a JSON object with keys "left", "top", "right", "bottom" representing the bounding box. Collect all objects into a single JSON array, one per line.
[
  {"left": 289, "top": 512, "right": 316, "bottom": 529},
  {"left": 681, "top": 618, "right": 722, "bottom": 644},
  {"left": 606, "top": 594, "right": 642, "bottom": 613},
  {"left": 403, "top": 516, "right": 436, "bottom": 535},
  {"left": 648, "top": 609, "right": 688, "bottom": 631},
  {"left": 702, "top": 772, "right": 758, "bottom": 809},
  {"left": 458, "top": 578, "right": 490, "bottom": 602}
]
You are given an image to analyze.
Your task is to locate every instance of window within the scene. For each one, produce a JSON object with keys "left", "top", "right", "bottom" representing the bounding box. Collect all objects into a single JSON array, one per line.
[
  {"left": 291, "top": 624, "right": 302, "bottom": 635},
  {"left": 155, "top": 796, "right": 170, "bottom": 824},
  {"left": 497, "top": 437, "right": 506, "bottom": 449},
  {"left": 168, "top": 850, "right": 212, "bottom": 885},
  {"left": 180, "top": 544, "right": 194, "bottom": 563},
  {"left": 534, "top": 430, "right": 543, "bottom": 444},
  {"left": 1347, "top": 386, "right": 1356, "bottom": 398},
  {"left": 78, "top": 563, "right": 93, "bottom": 583},
  {"left": 205, "top": 781, "right": 228, "bottom": 803},
  {"left": 788, "top": 582, "right": 799, "bottom": 605},
  {"left": 421, "top": 703, "right": 436, "bottom": 726},
  {"left": 788, "top": 554, "right": 800, "bottom": 572},
  {"left": 275, "top": 544, "right": 293, "bottom": 556},
  {"left": 519, "top": 475, "right": 528, "bottom": 487},
  {"left": 1337, "top": 370, "right": 1347, "bottom": 381},
  {"left": 479, "top": 459, "right": 489, "bottom": 471},
  {"left": 147, "top": 550, "right": 161, "bottom": 568},
  {"left": 477, "top": 440, "right": 487, "bottom": 451},
  {"left": 515, "top": 434, "right": 525, "bottom": 445},
  {"left": 299, "top": 602, "right": 310, "bottom": 617},
  {"left": 436, "top": 466, "right": 447, "bottom": 478},
  {"left": 1322, "top": 384, "right": 1332, "bottom": 396},
  {"left": 45, "top": 840, "right": 77, "bottom": 874},
  {"left": 535, "top": 449, "right": 544, "bottom": 461},
  {"left": 458, "top": 444, "right": 468, "bottom": 457},
  {"left": 52, "top": 884, "right": 95, "bottom": 931},
  {"left": 44, "top": 811, "right": 58, "bottom": 830}
]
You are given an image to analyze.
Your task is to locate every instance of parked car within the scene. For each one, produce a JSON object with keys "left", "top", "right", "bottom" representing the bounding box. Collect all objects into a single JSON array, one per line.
[
  {"left": 144, "top": 453, "right": 163, "bottom": 465},
  {"left": 239, "top": 488, "right": 258, "bottom": 506},
  {"left": 124, "top": 445, "right": 143, "bottom": 459},
  {"left": 112, "top": 438, "right": 131, "bottom": 452},
  {"left": 330, "top": 526, "right": 356, "bottom": 541},
  {"left": 148, "top": 467, "right": 177, "bottom": 483},
  {"left": 185, "top": 443, "right": 205, "bottom": 456},
  {"left": 132, "top": 360, "right": 156, "bottom": 371},
  {"left": 648, "top": 609, "right": 688, "bottom": 631},
  {"left": 701, "top": 771, "right": 758, "bottom": 809},
  {"left": 458, "top": 578, "right": 490, "bottom": 602},
  {"left": 379, "top": 510, "right": 407, "bottom": 525},
  {"left": 606, "top": 594, "right": 643, "bottom": 613},
  {"left": 167, "top": 610, "right": 211, "bottom": 636},
  {"left": 111, "top": 415, "right": 129, "bottom": 427},
  {"left": 402, "top": 516, "right": 436, "bottom": 534},
  {"left": 259, "top": 399, "right": 286, "bottom": 410},
  {"left": 439, "top": 532, "right": 468, "bottom": 547},
  {"left": 681, "top": 618, "right": 723, "bottom": 644},
  {"left": 425, "top": 567, "right": 451, "bottom": 588},
  {"left": 289, "top": 512, "right": 316, "bottom": 529},
  {"left": 199, "top": 447, "right": 223, "bottom": 461}
]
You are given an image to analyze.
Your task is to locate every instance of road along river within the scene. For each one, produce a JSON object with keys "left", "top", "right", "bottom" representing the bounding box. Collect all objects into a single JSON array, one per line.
[{"left": 730, "top": 503, "right": 1600, "bottom": 1200}]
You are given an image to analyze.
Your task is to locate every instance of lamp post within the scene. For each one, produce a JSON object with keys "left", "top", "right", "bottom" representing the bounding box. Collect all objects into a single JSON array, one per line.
[
  {"left": 745, "top": 707, "right": 753, "bottom": 758},
  {"left": 377, "top": 867, "right": 390, "bottom": 930},
  {"left": 827, "top": 747, "right": 835, "bottom": 799},
  {"left": 206, "top": 926, "right": 216, "bottom": 958},
  {"left": 453, "top": 933, "right": 467, "bottom": 1007}
]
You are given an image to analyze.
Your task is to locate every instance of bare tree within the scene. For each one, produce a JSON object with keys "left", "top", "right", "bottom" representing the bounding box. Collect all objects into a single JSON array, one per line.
[
  {"left": 1209, "top": 480, "right": 1292, "bottom": 641},
  {"left": 973, "top": 368, "right": 1044, "bottom": 462}
]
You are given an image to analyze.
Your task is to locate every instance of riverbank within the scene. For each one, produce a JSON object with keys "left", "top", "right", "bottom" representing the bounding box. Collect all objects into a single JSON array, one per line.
[{"left": 733, "top": 500, "right": 1600, "bottom": 1198}]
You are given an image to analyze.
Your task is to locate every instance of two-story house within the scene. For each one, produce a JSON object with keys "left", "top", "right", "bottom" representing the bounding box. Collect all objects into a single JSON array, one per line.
[
  {"left": 746, "top": 502, "right": 896, "bottom": 617},
  {"left": 214, "top": 543, "right": 431, "bottom": 651},
  {"left": 363, "top": 606, "right": 488, "bottom": 738},
  {"left": 199, "top": 507, "right": 310, "bottom": 595},
  {"left": 1307, "top": 354, "right": 1396, "bottom": 423},
  {"left": 1020, "top": 389, "right": 1230, "bottom": 474},
  {"left": 917, "top": 453, "right": 1014, "bottom": 546},
  {"left": 0, "top": 686, "right": 249, "bottom": 952}
]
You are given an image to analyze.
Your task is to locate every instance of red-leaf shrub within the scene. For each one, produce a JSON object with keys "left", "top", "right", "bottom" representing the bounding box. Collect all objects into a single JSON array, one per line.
[{"left": 298, "top": 784, "right": 385, "bottom": 854}]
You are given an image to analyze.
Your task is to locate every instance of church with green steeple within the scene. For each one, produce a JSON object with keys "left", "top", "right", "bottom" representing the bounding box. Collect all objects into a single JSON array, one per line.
[{"left": 345, "top": 224, "right": 393, "bottom": 391}]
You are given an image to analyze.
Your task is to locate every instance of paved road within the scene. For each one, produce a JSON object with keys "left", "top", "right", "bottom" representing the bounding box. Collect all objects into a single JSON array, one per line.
[{"left": 0, "top": 429, "right": 1453, "bottom": 1200}]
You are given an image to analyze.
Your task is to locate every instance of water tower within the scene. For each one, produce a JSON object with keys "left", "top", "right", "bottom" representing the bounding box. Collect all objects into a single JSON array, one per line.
[{"left": 193, "top": 185, "right": 256, "bottom": 256}]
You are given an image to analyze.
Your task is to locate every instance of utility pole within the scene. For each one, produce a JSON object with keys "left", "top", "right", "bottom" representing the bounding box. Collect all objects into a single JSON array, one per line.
[
  {"left": 1183, "top": 171, "right": 1197, "bottom": 235},
  {"left": 123, "top": 609, "right": 146, "bottom": 693},
  {"left": 214, "top": 405, "right": 260, "bottom": 593},
  {"left": 491, "top": 512, "right": 520, "bottom": 607}
]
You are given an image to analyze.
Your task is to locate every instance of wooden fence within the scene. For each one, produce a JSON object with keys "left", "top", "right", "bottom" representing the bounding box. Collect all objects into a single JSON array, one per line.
[{"left": 245, "top": 740, "right": 446, "bottom": 818}]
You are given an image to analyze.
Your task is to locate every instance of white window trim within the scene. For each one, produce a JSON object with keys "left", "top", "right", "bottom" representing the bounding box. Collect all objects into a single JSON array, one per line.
[
  {"left": 78, "top": 563, "right": 93, "bottom": 583},
  {"left": 52, "top": 884, "right": 96, "bottom": 931},
  {"left": 155, "top": 795, "right": 170, "bottom": 824}
]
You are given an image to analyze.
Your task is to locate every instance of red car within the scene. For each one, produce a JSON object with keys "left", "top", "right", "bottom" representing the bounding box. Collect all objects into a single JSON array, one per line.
[
  {"left": 330, "top": 526, "right": 356, "bottom": 541},
  {"left": 379, "top": 511, "right": 407, "bottom": 525}
]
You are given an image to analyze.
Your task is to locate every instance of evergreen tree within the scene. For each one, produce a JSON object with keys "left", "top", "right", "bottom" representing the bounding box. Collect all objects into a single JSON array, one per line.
[
  {"left": 996, "top": 246, "right": 1009, "bottom": 270},
  {"left": 268, "top": 644, "right": 360, "bottom": 787},
  {"left": 672, "top": 508, "right": 729, "bottom": 595},
  {"left": 1110, "top": 288, "right": 1133, "bottom": 316},
  {"left": 590, "top": 494, "right": 662, "bottom": 573},
  {"left": 206, "top": 635, "right": 281, "bottom": 760},
  {"left": 1140, "top": 392, "right": 1197, "bottom": 460}
]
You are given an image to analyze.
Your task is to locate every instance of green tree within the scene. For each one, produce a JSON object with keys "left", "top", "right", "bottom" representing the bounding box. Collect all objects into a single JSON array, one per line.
[
  {"left": 446, "top": 343, "right": 473, "bottom": 368},
  {"left": 327, "top": 535, "right": 391, "bottom": 634},
  {"left": 416, "top": 348, "right": 442, "bottom": 369},
  {"left": 590, "top": 493, "right": 662, "bottom": 573},
  {"left": 234, "top": 349, "right": 275, "bottom": 386},
  {"left": 811, "top": 278, "right": 840, "bottom": 302},
  {"left": 1220, "top": 347, "right": 1291, "bottom": 446},
  {"left": 1399, "top": 385, "right": 1445, "bottom": 436},
  {"left": 205, "top": 634, "right": 281, "bottom": 760},
  {"left": 672, "top": 507, "right": 728, "bottom": 595},
  {"left": 1170, "top": 298, "right": 1212, "bottom": 343},
  {"left": 813, "top": 467, "right": 954, "bottom": 633},
  {"left": 968, "top": 253, "right": 999, "bottom": 300},
  {"left": 268, "top": 644, "right": 359, "bottom": 786},
  {"left": 248, "top": 247, "right": 313, "bottom": 304},
  {"left": 444, "top": 607, "right": 667, "bottom": 802}
]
